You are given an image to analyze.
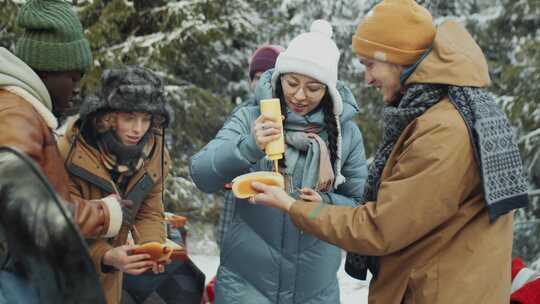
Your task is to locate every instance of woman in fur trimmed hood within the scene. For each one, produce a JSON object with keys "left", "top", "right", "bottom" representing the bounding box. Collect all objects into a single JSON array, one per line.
[{"left": 58, "top": 65, "right": 173, "bottom": 304}]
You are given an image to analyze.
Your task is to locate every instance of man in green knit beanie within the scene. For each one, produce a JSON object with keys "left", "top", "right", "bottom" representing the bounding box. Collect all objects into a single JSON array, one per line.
[
  {"left": 14, "top": 0, "right": 93, "bottom": 118},
  {"left": 0, "top": 1, "right": 125, "bottom": 301}
]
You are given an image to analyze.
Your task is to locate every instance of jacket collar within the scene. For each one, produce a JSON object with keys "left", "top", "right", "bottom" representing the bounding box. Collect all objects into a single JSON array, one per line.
[
  {"left": 3, "top": 86, "right": 57, "bottom": 129},
  {"left": 65, "top": 121, "right": 163, "bottom": 194}
]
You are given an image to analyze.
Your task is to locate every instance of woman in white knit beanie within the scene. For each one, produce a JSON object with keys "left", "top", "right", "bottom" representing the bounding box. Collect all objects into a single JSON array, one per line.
[
  {"left": 190, "top": 19, "right": 368, "bottom": 303},
  {"left": 190, "top": 20, "right": 367, "bottom": 304}
]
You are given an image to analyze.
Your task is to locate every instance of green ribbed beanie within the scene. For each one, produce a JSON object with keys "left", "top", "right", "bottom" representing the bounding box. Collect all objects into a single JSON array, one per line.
[{"left": 15, "top": 0, "right": 92, "bottom": 72}]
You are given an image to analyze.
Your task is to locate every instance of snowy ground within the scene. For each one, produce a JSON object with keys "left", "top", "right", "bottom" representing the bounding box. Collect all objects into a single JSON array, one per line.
[{"left": 188, "top": 223, "right": 369, "bottom": 304}]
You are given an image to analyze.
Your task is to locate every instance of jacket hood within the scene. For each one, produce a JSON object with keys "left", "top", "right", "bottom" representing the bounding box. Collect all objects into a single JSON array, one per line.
[
  {"left": 0, "top": 47, "right": 57, "bottom": 128},
  {"left": 255, "top": 69, "right": 359, "bottom": 123},
  {"left": 0, "top": 47, "right": 52, "bottom": 110},
  {"left": 405, "top": 20, "right": 491, "bottom": 87}
]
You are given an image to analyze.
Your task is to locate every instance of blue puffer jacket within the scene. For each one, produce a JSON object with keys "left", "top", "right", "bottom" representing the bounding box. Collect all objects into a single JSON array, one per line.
[{"left": 190, "top": 71, "right": 368, "bottom": 303}]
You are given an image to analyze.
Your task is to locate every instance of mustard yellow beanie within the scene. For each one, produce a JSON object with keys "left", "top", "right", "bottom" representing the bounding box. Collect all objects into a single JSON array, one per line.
[{"left": 352, "top": 0, "right": 436, "bottom": 65}]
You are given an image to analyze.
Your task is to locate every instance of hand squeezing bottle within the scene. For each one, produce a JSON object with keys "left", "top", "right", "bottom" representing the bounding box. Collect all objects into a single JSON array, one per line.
[{"left": 231, "top": 98, "right": 285, "bottom": 199}]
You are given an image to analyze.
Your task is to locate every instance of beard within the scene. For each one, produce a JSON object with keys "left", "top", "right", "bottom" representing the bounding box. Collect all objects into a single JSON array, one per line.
[{"left": 53, "top": 96, "right": 81, "bottom": 126}]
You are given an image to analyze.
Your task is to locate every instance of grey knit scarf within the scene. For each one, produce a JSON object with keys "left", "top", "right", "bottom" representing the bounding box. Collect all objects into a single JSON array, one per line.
[
  {"left": 284, "top": 125, "right": 335, "bottom": 192},
  {"left": 346, "top": 83, "right": 529, "bottom": 280}
]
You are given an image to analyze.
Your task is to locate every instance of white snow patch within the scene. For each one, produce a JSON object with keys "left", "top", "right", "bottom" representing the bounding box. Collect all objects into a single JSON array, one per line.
[
  {"left": 532, "top": 256, "right": 540, "bottom": 271},
  {"left": 520, "top": 128, "right": 540, "bottom": 151}
]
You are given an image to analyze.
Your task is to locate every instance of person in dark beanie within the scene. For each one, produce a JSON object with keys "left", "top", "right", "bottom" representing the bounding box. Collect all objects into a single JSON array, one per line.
[
  {"left": 248, "top": 44, "right": 285, "bottom": 90},
  {"left": 58, "top": 66, "right": 173, "bottom": 304},
  {"left": 0, "top": 0, "right": 123, "bottom": 239},
  {"left": 251, "top": 0, "right": 529, "bottom": 303}
]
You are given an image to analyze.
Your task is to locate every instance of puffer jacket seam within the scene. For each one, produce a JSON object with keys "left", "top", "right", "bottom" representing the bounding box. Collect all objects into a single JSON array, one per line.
[
  {"left": 276, "top": 211, "right": 287, "bottom": 304},
  {"left": 219, "top": 264, "right": 275, "bottom": 302},
  {"left": 297, "top": 277, "right": 339, "bottom": 303},
  {"left": 292, "top": 225, "right": 302, "bottom": 303}
]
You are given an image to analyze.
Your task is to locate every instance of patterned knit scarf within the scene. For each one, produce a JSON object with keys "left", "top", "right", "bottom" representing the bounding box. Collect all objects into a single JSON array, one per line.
[
  {"left": 346, "top": 83, "right": 529, "bottom": 280},
  {"left": 97, "top": 131, "right": 154, "bottom": 192}
]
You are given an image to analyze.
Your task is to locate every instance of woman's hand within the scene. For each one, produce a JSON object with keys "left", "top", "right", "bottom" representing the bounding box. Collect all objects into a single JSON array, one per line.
[
  {"left": 252, "top": 114, "right": 282, "bottom": 151},
  {"left": 151, "top": 262, "right": 166, "bottom": 274},
  {"left": 298, "top": 188, "right": 323, "bottom": 203},
  {"left": 251, "top": 182, "right": 296, "bottom": 211},
  {"left": 150, "top": 246, "right": 172, "bottom": 274},
  {"left": 102, "top": 245, "right": 155, "bottom": 275}
]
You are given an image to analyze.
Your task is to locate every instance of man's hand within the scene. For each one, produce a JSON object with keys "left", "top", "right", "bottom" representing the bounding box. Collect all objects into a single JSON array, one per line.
[
  {"left": 251, "top": 182, "right": 295, "bottom": 212},
  {"left": 102, "top": 245, "right": 155, "bottom": 275},
  {"left": 298, "top": 188, "right": 323, "bottom": 203}
]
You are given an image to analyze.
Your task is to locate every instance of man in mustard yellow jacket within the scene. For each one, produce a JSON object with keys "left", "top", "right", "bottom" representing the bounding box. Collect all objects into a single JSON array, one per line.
[{"left": 251, "top": 0, "right": 529, "bottom": 303}]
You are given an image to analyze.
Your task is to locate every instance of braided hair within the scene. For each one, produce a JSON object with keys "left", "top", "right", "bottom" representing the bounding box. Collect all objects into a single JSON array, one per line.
[
  {"left": 274, "top": 78, "right": 339, "bottom": 170},
  {"left": 321, "top": 93, "right": 338, "bottom": 167}
]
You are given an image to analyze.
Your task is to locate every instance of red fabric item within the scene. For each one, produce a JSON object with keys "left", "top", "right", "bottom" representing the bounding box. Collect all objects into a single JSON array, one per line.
[
  {"left": 513, "top": 257, "right": 527, "bottom": 280},
  {"left": 206, "top": 276, "right": 216, "bottom": 304},
  {"left": 511, "top": 278, "right": 540, "bottom": 304},
  {"left": 511, "top": 257, "right": 540, "bottom": 304}
]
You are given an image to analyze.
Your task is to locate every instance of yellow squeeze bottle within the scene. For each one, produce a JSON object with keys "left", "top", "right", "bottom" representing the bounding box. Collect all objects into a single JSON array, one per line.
[
  {"left": 260, "top": 98, "right": 284, "bottom": 172},
  {"left": 230, "top": 99, "right": 284, "bottom": 199}
]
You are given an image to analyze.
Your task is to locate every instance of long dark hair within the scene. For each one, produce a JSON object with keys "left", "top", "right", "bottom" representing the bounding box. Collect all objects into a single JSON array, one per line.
[{"left": 274, "top": 78, "right": 338, "bottom": 169}]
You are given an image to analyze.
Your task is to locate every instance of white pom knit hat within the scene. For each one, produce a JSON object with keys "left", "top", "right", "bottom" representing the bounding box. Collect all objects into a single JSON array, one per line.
[
  {"left": 271, "top": 19, "right": 346, "bottom": 187},
  {"left": 271, "top": 19, "right": 343, "bottom": 115}
]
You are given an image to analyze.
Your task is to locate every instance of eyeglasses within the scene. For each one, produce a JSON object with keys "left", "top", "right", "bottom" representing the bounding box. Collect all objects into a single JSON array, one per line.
[{"left": 280, "top": 75, "right": 326, "bottom": 99}]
